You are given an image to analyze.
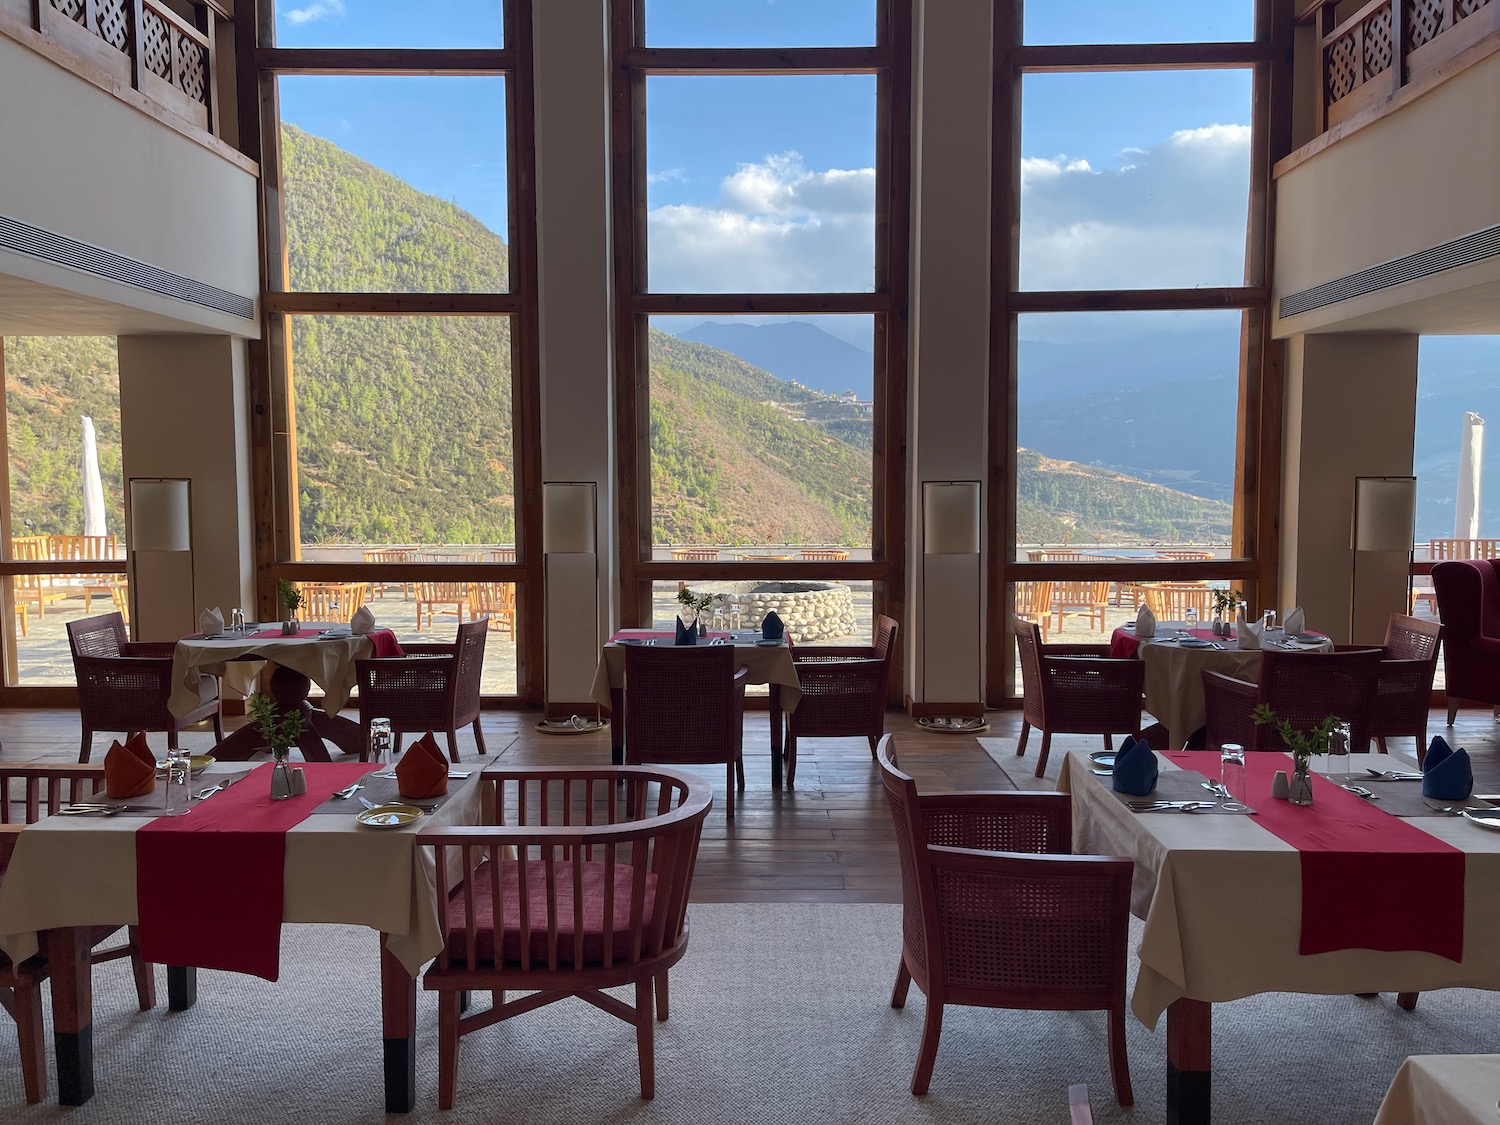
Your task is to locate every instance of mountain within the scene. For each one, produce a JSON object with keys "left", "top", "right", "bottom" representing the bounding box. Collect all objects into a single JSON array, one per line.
[
  {"left": 678, "top": 321, "right": 874, "bottom": 399},
  {"left": 1018, "top": 329, "right": 1236, "bottom": 404}
]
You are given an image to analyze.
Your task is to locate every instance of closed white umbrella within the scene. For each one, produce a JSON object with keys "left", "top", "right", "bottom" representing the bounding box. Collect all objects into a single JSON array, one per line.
[{"left": 80, "top": 416, "right": 106, "bottom": 537}]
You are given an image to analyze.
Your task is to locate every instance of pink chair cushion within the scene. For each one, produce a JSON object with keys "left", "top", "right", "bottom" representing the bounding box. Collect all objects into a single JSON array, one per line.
[{"left": 446, "top": 860, "right": 659, "bottom": 967}]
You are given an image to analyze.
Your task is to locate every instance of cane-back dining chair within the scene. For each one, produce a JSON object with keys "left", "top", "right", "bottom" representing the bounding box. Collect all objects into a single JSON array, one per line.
[
  {"left": 622, "top": 644, "right": 747, "bottom": 818},
  {"left": 0, "top": 762, "right": 158, "bottom": 1103},
  {"left": 1201, "top": 647, "right": 1382, "bottom": 753},
  {"left": 877, "top": 737, "right": 1134, "bottom": 1104},
  {"left": 1366, "top": 614, "right": 1442, "bottom": 760},
  {"left": 67, "top": 612, "right": 223, "bottom": 763},
  {"left": 1014, "top": 616, "right": 1144, "bottom": 778},
  {"left": 784, "top": 615, "right": 898, "bottom": 785},
  {"left": 355, "top": 618, "right": 489, "bottom": 763},
  {"left": 419, "top": 765, "right": 712, "bottom": 1107}
]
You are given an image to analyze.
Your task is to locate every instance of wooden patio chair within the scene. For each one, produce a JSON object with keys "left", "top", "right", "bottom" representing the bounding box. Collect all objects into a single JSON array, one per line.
[
  {"left": 356, "top": 618, "right": 489, "bottom": 762},
  {"left": 877, "top": 737, "right": 1133, "bottom": 1104},
  {"left": 419, "top": 765, "right": 712, "bottom": 1107},
  {"left": 1139, "top": 582, "right": 1215, "bottom": 622},
  {"left": 363, "top": 548, "right": 415, "bottom": 599},
  {"left": 1156, "top": 550, "right": 1215, "bottom": 561},
  {"left": 467, "top": 581, "right": 517, "bottom": 639},
  {"left": 1013, "top": 580, "right": 1055, "bottom": 641},
  {"left": 10, "top": 536, "right": 69, "bottom": 621},
  {"left": 784, "top": 615, "right": 898, "bottom": 785},
  {"left": 415, "top": 579, "right": 468, "bottom": 630},
  {"left": 299, "top": 582, "right": 368, "bottom": 624},
  {"left": 799, "top": 548, "right": 850, "bottom": 561},
  {"left": 1052, "top": 580, "right": 1111, "bottom": 635}
]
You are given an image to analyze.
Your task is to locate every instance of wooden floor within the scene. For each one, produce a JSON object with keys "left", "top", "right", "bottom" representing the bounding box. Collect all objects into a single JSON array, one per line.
[{"left": 4, "top": 706, "right": 1496, "bottom": 905}]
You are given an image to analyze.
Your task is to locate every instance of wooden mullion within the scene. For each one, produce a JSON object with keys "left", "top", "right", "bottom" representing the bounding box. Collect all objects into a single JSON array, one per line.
[
  {"left": 262, "top": 293, "right": 519, "bottom": 316},
  {"left": 202, "top": 7, "right": 219, "bottom": 137},
  {"left": 254, "top": 47, "right": 513, "bottom": 75},
  {"left": 127, "top": 0, "right": 144, "bottom": 91},
  {"left": 633, "top": 292, "right": 888, "bottom": 315},
  {"left": 0, "top": 338, "right": 15, "bottom": 687},
  {"left": 611, "top": 1, "right": 644, "bottom": 628},
  {"left": 1017, "top": 42, "right": 1271, "bottom": 71},
  {"left": 1009, "top": 287, "right": 1268, "bottom": 313},
  {"left": 626, "top": 45, "right": 890, "bottom": 74},
  {"left": 1391, "top": 0, "right": 1407, "bottom": 88}
]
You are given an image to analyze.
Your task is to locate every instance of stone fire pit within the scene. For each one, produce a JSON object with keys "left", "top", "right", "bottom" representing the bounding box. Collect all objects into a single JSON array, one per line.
[{"left": 684, "top": 580, "right": 857, "bottom": 644}]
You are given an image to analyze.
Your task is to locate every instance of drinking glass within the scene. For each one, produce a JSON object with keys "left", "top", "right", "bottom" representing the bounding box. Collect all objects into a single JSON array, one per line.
[
  {"left": 164, "top": 746, "right": 191, "bottom": 811},
  {"left": 1219, "top": 743, "right": 1248, "bottom": 811},
  {"left": 1325, "top": 721, "right": 1353, "bottom": 781},
  {"left": 230, "top": 607, "right": 245, "bottom": 633},
  {"left": 1183, "top": 607, "right": 1199, "bottom": 635},
  {"left": 368, "top": 718, "right": 393, "bottom": 773}
]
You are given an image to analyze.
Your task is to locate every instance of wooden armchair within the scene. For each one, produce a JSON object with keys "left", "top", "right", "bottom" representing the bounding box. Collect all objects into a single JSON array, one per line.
[
  {"left": 1013, "top": 616, "right": 1144, "bottom": 777},
  {"left": 67, "top": 612, "right": 222, "bottom": 763},
  {"left": 419, "top": 766, "right": 712, "bottom": 1107},
  {"left": 355, "top": 618, "right": 489, "bottom": 763},
  {"left": 785, "top": 615, "right": 898, "bottom": 786},
  {"left": 1052, "top": 580, "right": 1111, "bottom": 634},
  {"left": 415, "top": 580, "right": 468, "bottom": 630},
  {"left": 877, "top": 737, "right": 1133, "bottom": 1104},
  {"left": 1201, "top": 648, "right": 1382, "bottom": 752},
  {"left": 466, "top": 581, "right": 517, "bottom": 639},
  {"left": 0, "top": 763, "right": 158, "bottom": 1103},
  {"left": 1013, "top": 580, "right": 1055, "bottom": 641},
  {"left": 1368, "top": 614, "right": 1442, "bottom": 759}
]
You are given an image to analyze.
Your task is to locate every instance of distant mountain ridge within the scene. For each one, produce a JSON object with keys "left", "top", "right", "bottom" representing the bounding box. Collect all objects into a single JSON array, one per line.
[{"left": 678, "top": 321, "right": 874, "bottom": 399}]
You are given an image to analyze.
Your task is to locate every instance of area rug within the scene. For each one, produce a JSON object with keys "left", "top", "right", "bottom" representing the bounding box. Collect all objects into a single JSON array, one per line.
[
  {"left": 8, "top": 903, "right": 1500, "bottom": 1123},
  {"left": 978, "top": 734, "right": 1076, "bottom": 790}
]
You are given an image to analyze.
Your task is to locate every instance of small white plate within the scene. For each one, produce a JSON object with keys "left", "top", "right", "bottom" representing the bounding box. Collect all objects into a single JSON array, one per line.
[
  {"left": 356, "top": 804, "right": 423, "bottom": 828},
  {"left": 1459, "top": 809, "right": 1500, "bottom": 830}
]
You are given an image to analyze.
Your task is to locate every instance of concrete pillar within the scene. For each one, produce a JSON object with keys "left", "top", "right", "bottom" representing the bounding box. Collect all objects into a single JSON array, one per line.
[
  {"left": 117, "top": 335, "right": 255, "bottom": 641},
  {"left": 1280, "top": 333, "right": 1419, "bottom": 645}
]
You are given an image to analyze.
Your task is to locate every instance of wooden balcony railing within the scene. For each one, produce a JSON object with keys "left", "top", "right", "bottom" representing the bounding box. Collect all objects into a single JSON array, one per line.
[
  {"left": 3, "top": 0, "right": 226, "bottom": 137},
  {"left": 1301, "top": 0, "right": 1499, "bottom": 131}
]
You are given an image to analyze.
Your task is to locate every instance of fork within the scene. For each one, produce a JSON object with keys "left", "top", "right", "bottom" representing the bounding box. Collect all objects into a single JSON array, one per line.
[{"left": 332, "top": 782, "right": 364, "bottom": 800}]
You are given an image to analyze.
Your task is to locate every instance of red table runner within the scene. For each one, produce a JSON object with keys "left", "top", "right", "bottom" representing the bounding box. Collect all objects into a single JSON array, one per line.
[
  {"left": 609, "top": 630, "right": 733, "bottom": 642},
  {"left": 136, "top": 761, "right": 371, "bottom": 980},
  {"left": 1165, "top": 751, "right": 1464, "bottom": 961}
]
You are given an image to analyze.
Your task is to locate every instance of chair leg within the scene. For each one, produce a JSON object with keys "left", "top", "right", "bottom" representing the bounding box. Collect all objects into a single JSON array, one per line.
[
  {"left": 1034, "top": 731, "right": 1052, "bottom": 778},
  {"left": 1108, "top": 1004, "right": 1134, "bottom": 1107},
  {"left": 911, "top": 998, "right": 944, "bottom": 1095},
  {"left": 1397, "top": 991, "right": 1419, "bottom": 1010},
  {"left": 13, "top": 979, "right": 45, "bottom": 1104},
  {"left": 1376, "top": 735, "right": 1388, "bottom": 754},
  {"left": 167, "top": 728, "right": 180, "bottom": 750},
  {"left": 1447, "top": 699, "right": 1459, "bottom": 725},
  {"left": 437, "top": 989, "right": 461, "bottom": 1110},
  {"left": 724, "top": 763, "right": 734, "bottom": 820},
  {"left": 867, "top": 734, "right": 880, "bottom": 758},
  {"left": 128, "top": 927, "right": 156, "bottom": 1011},
  {"left": 79, "top": 728, "right": 93, "bottom": 764},
  {"left": 735, "top": 753, "right": 745, "bottom": 790},
  {"left": 890, "top": 957, "right": 912, "bottom": 1009},
  {"left": 786, "top": 732, "right": 798, "bottom": 787},
  {"left": 634, "top": 977, "right": 657, "bottom": 1100},
  {"left": 471, "top": 719, "right": 487, "bottom": 756},
  {"left": 212, "top": 709, "right": 224, "bottom": 743},
  {"left": 1104, "top": 733, "right": 1113, "bottom": 753},
  {"left": 444, "top": 730, "right": 460, "bottom": 764},
  {"left": 655, "top": 971, "right": 670, "bottom": 1022},
  {"left": 1016, "top": 721, "right": 1031, "bottom": 758}
]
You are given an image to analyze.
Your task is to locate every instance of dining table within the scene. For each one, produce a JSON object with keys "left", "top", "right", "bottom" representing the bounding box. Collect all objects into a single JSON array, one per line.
[
  {"left": 0, "top": 758, "right": 488, "bottom": 1111},
  {"left": 1373, "top": 1054, "right": 1500, "bottom": 1125},
  {"left": 169, "top": 623, "right": 400, "bottom": 760},
  {"left": 1109, "top": 623, "right": 1334, "bottom": 747},
  {"left": 589, "top": 629, "right": 803, "bottom": 786},
  {"left": 1061, "top": 747, "right": 1500, "bottom": 1125}
]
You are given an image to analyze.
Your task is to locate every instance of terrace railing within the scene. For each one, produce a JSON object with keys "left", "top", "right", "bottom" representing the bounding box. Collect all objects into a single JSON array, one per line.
[{"left": 1303, "top": 0, "right": 1499, "bottom": 132}]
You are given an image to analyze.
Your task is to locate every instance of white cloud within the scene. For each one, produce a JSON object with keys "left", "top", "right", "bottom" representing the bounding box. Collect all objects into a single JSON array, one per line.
[
  {"left": 1020, "top": 123, "right": 1252, "bottom": 291},
  {"left": 285, "top": 0, "right": 345, "bottom": 26},
  {"left": 647, "top": 168, "right": 688, "bottom": 185},
  {"left": 647, "top": 151, "right": 876, "bottom": 292}
]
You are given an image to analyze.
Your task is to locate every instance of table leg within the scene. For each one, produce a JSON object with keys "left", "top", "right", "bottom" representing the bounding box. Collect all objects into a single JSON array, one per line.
[
  {"left": 167, "top": 965, "right": 197, "bottom": 1011},
  {"left": 610, "top": 687, "right": 625, "bottom": 766},
  {"left": 769, "top": 685, "right": 784, "bottom": 789},
  {"left": 381, "top": 933, "right": 417, "bottom": 1113},
  {"left": 49, "top": 927, "right": 95, "bottom": 1106},
  {"left": 1166, "top": 997, "right": 1211, "bottom": 1125}
]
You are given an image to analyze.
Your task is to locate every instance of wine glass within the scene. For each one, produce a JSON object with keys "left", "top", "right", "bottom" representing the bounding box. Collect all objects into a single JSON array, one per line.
[
  {"left": 368, "top": 718, "right": 393, "bottom": 774},
  {"left": 1219, "top": 744, "right": 1248, "bottom": 812}
]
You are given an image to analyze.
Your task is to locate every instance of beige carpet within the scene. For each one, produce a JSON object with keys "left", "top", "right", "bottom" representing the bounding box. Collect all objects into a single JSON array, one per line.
[
  {"left": 978, "top": 734, "right": 1082, "bottom": 790},
  {"left": 7, "top": 903, "right": 1500, "bottom": 1123}
]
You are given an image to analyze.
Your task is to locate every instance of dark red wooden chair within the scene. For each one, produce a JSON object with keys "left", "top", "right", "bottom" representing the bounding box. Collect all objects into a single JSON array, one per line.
[
  {"left": 1201, "top": 647, "right": 1382, "bottom": 752},
  {"left": 67, "top": 612, "right": 222, "bottom": 764},
  {"left": 1432, "top": 559, "right": 1500, "bottom": 724},
  {"left": 419, "top": 766, "right": 712, "bottom": 1107},
  {"left": 785, "top": 614, "right": 898, "bottom": 785},
  {"left": 355, "top": 617, "right": 488, "bottom": 763},
  {"left": 1367, "top": 615, "right": 1442, "bottom": 760},
  {"left": 877, "top": 736, "right": 1134, "bottom": 1104},
  {"left": 623, "top": 644, "right": 747, "bottom": 818},
  {"left": 1014, "top": 615, "right": 1144, "bottom": 776}
]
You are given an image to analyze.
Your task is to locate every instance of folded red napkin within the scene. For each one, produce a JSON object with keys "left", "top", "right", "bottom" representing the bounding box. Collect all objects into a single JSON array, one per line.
[
  {"left": 105, "top": 731, "right": 157, "bottom": 798},
  {"left": 395, "top": 731, "right": 448, "bottom": 799},
  {"left": 370, "top": 628, "right": 405, "bottom": 658}
]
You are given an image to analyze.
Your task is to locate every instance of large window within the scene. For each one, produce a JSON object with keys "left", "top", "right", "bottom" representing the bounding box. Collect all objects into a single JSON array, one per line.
[
  {"left": 613, "top": 2, "right": 906, "bottom": 649},
  {"left": 258, "top": 1, "right": 535, "bottom": 700}
]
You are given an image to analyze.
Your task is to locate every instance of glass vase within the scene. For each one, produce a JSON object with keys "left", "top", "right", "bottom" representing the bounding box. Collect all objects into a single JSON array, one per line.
[
  {"left": 1288, "top": 758, "right": 1314, "bottom": 806},
  {"left": 270, "top": 752, "right": 295, "bottom": 800}
]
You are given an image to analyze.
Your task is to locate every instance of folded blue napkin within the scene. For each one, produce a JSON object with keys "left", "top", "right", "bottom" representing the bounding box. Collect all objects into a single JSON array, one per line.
[
  {"left": 1425, "top": 734, "right": 1454, "bottom": 771},
  {"left": 762, "top": 611, "right": 784, "bottom": 641},
  {"left": 1111, "top": 736, "right": 1158, "bottom": 797},
  {"left": 674, "top": 616, "right": 697, "bottom": 646},
  {"left": 1422, "top": 743, "right": 1473, "bottom": 801}
]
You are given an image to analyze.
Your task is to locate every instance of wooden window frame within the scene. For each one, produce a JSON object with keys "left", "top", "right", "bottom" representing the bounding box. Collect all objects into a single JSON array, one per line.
[
  {"left": 987, "top": 0, "right": 1296, "bottom": 703},
  {"left": 244, "top": 1, "right": 543, "bottom": 705}
]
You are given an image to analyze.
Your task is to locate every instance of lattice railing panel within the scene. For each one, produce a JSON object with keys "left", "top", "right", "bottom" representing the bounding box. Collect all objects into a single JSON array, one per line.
[
  {"left": 51, "top": 0, "right": 85, "bottom": 24},
  {"left": 142, "top": 9, "right": 171, "bottom": 79},
  {"left": 1327, "top": 34, "right": 1361, "bottom": 101},
  {"left": 1364, "top": 7, "right": 1394, "bottom": 77},
  {"left": 1456, "top": 0, "right": 1491, "bottom": 18},
  {"left": 1407, "top": 0, "right": 1448, "bottom": 49},
  {"left": 176, "top": 35, "right": 208, "bottom": 104},
  {"left": 95, "top": 0, "right": 129, "bottom": 51}
]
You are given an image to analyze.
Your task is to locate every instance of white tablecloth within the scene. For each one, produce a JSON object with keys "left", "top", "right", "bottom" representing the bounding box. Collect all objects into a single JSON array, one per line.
[
  {"left": 0, "top": 763, "right": 482, "bottom": 976},
  {"left": 169, "top": 626, "right": 376, "bottom": 718},
  {"left": 590, "top": 631, "right": 803, "bottom": 712},
  {"left": 1060, "top": 750, "right": 1500, "bottom": 1030},
  {"left": 1374, "top": 1055, "right": 1500, "bottom": 1125}
]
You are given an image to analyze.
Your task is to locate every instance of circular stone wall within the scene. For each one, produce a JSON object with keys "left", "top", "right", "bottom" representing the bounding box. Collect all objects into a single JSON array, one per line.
[{"left": 684, "top": 581, "right": 856, "bottom": 644}]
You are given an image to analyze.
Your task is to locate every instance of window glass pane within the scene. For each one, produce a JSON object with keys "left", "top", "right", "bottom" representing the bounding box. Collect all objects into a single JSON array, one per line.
[
  {"left": 3, "top": 336, "right": 128, "bottom": 685},
  {"left": 1024, "top": 1, "right": 1255, "bottom": 44},
  {"left": 290, "top": 315, "right": 515, "bottom": 552},
  {"left": 646, "top": 75, "right": 876, "bottom": 293},
  {"left": 274, "top": 0, "right": 504, "bottom": 49},
  {"left": 644, "top": 0, "right": 876, "bottom": 47},
  {"left": 648, "top": 315, "right": 874, "bottom": 552},
  {"left": 651, "top": 579, "right": 875, "bottom": 650},
  {"left": 1015, "top": 310, "right": 1241, "bottom": 552},
  {"left": 1020, "top": 70, "right": 1252, "bottom": 291},
  {"left": 279, "top": 76, "right": 509, "bottom": 294}
]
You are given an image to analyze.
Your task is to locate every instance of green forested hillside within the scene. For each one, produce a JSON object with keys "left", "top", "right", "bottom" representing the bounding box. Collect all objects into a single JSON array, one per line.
[{"left": 2, "top": 126, "right": 1231, "bottom": 551}]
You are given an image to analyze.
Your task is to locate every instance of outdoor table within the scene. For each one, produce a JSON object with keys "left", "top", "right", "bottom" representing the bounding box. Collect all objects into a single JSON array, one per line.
[
  {"left": 0, "top": 760, "right": 484, "bottom": 1111},
  {"left": 1374, "top": 1055, "right": 1500, "bottom": 1125},
  {"left": 590, "top": 630, "right": 802, "bottom": 786},
  {"left": 1061, "top": 748, "right": 1500, "bottom": 1125}
]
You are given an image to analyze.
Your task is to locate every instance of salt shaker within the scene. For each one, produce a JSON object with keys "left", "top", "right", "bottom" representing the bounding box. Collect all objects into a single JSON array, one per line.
[{"left": 1271, "top": 770, "right": 1290, "bottom": 799}]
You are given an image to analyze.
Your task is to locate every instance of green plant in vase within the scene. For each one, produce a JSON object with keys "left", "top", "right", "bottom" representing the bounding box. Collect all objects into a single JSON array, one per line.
[
  {"left": 676, "top": 587, "right": 715, "bottom": 634},
  {"left": 248, "top": 691, "right": 305, "bottom": 799},
  {"left": 1253, "top": 704, "right": 1342, "bottom": 805},
  {"left": 277, "top": 578, "right": 302, "bottom": 633}
]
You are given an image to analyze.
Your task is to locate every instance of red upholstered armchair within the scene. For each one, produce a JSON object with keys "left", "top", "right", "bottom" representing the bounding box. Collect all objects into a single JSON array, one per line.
[
  {"left": 419, "top": 766, "right": 712, "bottom": 1108},
  {"left": 877, "top": 737, "right": 1134, "bottom": 1105},
  {"left": 67, "top": 612, "right": 222, "bottom": 764},
  {"left": 1432, "top": 559, "right": 1500, "bottom": 724}
]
